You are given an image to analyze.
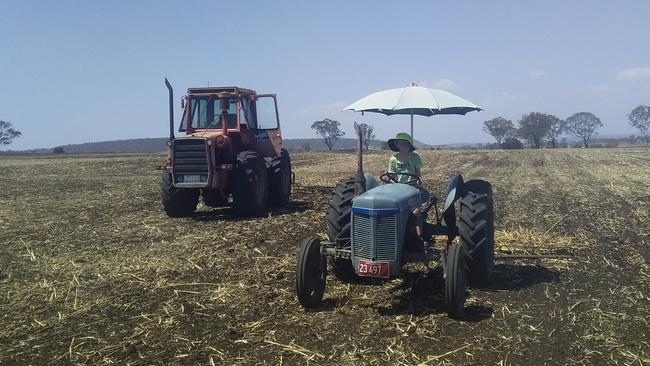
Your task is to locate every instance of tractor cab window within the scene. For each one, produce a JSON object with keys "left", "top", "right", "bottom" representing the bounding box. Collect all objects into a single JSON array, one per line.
[
  {"left": 256, "top": 95, "right": 279, "bottom": 130},
  {"left": 189, "top": 96, "right": 237, "bottom": 129},
  {"left": 240, "top": 97, "right": 256, "bottom": 129}
]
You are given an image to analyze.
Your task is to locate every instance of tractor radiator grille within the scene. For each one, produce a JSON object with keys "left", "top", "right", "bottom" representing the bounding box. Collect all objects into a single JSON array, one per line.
[
  {"left": 352, "top": 213, "right": 397, "bottom": 261},
  {"left": 352, "top": 213, "right": 373, "bottom": 258},
  {"left": 172, "top": 139, "right": 209, "bottom": 185},
  {"left": 375, "top": 215, "right": 397, "bottom": 261}
]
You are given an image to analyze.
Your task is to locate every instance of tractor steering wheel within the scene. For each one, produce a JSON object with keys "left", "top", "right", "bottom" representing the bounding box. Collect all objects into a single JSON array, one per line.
[{"left": 379, "top": 172, "right": 422, "bottom": 187}]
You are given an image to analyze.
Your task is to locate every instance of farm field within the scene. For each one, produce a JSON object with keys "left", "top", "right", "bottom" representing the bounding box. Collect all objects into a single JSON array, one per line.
[{"left": 0, "top": 148, "right": 648, "bottom": 365}]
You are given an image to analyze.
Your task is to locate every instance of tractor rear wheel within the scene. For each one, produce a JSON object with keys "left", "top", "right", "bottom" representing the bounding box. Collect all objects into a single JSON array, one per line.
[
  {"left": 232, "top": 151, "right": 269, "bottom": 216},
  {"left": 160, "top": 171, "right": 199, "bottom": 217},
  {"left": 459, "top": 180, "right": 495, "bottom": 287},
  {"left": 326, "top": 177, "right": 357, "bottom": 280},
  {"left": 445, "top": 243, "right": 467, "bottom": 319},
  {"left": 268, "top": 148, "right": 292, "bottom": 206},
  {"left": 296, "top": 236, "right": 326, "bottom": 308}
]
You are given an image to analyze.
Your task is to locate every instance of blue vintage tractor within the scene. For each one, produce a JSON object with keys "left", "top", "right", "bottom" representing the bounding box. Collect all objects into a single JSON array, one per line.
[{"left": 295, "top": 127, "right": 494, "bottom": 319}]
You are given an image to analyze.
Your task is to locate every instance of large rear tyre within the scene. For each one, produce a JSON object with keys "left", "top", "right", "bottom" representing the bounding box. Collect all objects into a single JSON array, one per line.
[
  {"left": 268, "top": 148, "right": 292, "bottom": 206},
  {"left": 296, "top": 237, "right": 326, "bottom": 308},
  {"left": 459, "top": 180, "right": 495, "bottom": 287},
  {"left": 445, "top": 243, "right": 467, "bottom": 319},
  {"left": 232, "top": 151, "right": 269, "bottom": 216},
  {"left": 326, "top": 177, "right": 357, "bottom": 281},
  {"left": 160, "top": 171, "right": 199, "bottom": 217}
]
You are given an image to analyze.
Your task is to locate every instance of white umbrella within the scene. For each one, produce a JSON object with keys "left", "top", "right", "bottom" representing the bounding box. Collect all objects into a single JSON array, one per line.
[{"left": 344, "top": 83, "right": 482, "bottom": 138}]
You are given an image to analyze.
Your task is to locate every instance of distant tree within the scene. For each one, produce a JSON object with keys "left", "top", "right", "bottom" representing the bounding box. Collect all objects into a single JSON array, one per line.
[
  {"left": 628, "top": 105, "right": 650, "bottom": 144},
  {"left": 501, "top": 137, "right": 524, "bottom": 149},
  {"left": 483, "top": 117, "right": 515, "bottom": 145},
  {"left": 546, "top": 116, "right": 566, "bottom": 148},
  {"left": 517, "top": 112, "right": 554, "bottom": 149},
  {"left": 53, "top": 146, "right": 65, "bottom": 154},
  {"left": 311, "top": 118, "right": 345, "bottom": 151},
  {"left": 566, "top": 112, "right": 603, "bottom": 148},
  {"left": 380, "top": 141, "right": 390, "bottom": 150},
  {"left": 356, "top": 122, "right": 376, "bottom": 150},
  {"left": 0, "top": 120, "right": 21, "bottom": 146}
]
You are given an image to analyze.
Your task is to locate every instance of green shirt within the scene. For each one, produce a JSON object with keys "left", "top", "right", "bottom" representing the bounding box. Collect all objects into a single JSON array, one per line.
[{"left": 388, "top": 152, "right": 422, "bottom": 184}]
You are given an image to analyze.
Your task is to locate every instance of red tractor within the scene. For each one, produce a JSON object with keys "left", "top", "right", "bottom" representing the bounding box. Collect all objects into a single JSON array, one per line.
[{"left": 160, "top": 79, "right": 291, "bottom": 217}]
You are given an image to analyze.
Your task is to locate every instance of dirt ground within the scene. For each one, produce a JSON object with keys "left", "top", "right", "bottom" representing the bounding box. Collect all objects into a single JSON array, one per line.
[{"left": 0, "top": 148, "right": 648, "bottom": 365}]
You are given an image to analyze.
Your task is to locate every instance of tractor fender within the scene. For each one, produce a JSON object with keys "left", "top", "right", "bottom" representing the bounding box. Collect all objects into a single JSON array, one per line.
[
  {"left": 442, "top": 174, "right": 464, "bottom": 232},
  {"left": 364, "top": 172, "right": 379, "bottom": 191},
  {"left": 443, "top": 174, "right": 464, "bottom": 211}
]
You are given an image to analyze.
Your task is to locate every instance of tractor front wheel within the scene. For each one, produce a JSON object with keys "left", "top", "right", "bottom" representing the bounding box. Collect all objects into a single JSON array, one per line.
[
  {"left": 445, "top": 243, "right": 467, "bottom": 319},
  {"left": 232, "top": 151, "right": 269, "bottom": 216},
  {"left": 296, "top": 237, "right": 326, "bottom": 308},
  {"left": 160, "top": 171, "right": 199, "bottom": 217}
]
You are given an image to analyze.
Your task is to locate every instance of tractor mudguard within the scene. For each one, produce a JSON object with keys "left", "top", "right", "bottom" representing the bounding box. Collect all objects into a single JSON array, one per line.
[
  {"left": 442, "top": 174, "right": 464, "bottom": 230},
  {"left": 364, "top": 173, "right": 379, "bottom": 191}
]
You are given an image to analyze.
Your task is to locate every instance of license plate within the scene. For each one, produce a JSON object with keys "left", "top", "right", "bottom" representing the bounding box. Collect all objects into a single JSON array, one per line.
[
  {"left": 183, "top": 175, "right": 201, "bottom": 183},
  {"left": 358, "top": 260, "right": 390, "bottom": 278}
]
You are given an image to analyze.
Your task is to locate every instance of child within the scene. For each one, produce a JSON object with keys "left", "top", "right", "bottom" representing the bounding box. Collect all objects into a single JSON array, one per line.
[
  {"left": 387, "top": 132, "right": 422, "bottom": 184},
  {"left": 387, "top": 133, "right": 429, "bottom": 241}
]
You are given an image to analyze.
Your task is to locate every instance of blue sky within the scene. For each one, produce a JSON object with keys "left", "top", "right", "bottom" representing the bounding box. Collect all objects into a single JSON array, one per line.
[{"left": 2, "top": 1, "right": 649, "bottom": 149}]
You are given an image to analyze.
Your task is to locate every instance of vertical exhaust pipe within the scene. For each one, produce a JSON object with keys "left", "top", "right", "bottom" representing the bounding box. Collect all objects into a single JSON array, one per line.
[
  {"left": 354, "top": 122, "right": 366, "bottom": 196},
  {"left": 164, "top": 78, "right": 175, "bottom": 141}
]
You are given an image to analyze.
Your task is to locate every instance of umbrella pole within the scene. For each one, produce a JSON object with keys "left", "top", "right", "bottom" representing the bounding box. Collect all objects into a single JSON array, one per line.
[{"left": 410, "top": 110, "right": 414, "bottom": 138}]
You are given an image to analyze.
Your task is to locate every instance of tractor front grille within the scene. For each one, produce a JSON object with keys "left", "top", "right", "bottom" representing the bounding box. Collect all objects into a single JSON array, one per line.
[
  {"left": 352, "top": 212, "right": 398, "bottom": 261},
  {"left": 172, "top": 138, "right": 210, "bottom": 187}
]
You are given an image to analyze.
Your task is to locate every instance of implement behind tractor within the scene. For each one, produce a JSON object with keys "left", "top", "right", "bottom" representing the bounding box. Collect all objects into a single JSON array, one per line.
[
  {"left": 160, "top": 79, "right": 292, "bottom": 217},
  {"left": 295, "top": 123, "right": 495, "bottom": 319}
]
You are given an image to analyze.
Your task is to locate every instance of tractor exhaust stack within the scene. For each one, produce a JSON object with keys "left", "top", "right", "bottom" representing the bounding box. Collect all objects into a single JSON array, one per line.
[
  {"left": 353, "top": 122, "right": 366, "bottom": 196},
  {"left": 164, "top": 78, "right": 175, "bottom": 141}
]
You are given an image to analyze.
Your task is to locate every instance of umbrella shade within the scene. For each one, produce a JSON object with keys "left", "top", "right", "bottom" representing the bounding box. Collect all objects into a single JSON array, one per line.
[
  {"left": 344, "top": 85, "right": 481, "bottom": 116},
  {"left": 343, "top": 84, "right": 482, "bottom": 137}
]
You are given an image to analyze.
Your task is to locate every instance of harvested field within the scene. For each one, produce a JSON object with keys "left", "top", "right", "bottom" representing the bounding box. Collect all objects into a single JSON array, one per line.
[{"left": 0, "top": 148, "right": 649, "bottom": 365}]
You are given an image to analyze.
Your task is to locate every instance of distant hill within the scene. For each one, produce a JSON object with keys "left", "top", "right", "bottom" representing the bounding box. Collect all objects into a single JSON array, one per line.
[{"left": 10, "top": 137, "right": 431, "bottom": 154}]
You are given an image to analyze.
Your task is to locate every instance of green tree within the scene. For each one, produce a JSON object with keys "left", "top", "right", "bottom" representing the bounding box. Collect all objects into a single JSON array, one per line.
[
  {"left": 53, "top": 146, "right": 65, "bottom": 154},
  {"left": 356, "top": 123, "right": 376, "bottom": 150},
  {"left": 483, "top": 117, "right": 515, "bottom": 145},
  {"left": 566, "top": 112, "right": 603, "bottom": 148},
  {"left": 628, "top": 105, "right": 650, "bottom": 144},
  {"left": 546, "top": 115, "right": 566, "bottom": 148},
  {"left": 311, "top": 118, "right": 345, "bottom": 151},
  {"left": 517, "top": 112, "right": 554, "bottom": 149},
  {"left": 0, "top": 120, "right": 21, "bottom": 146}
]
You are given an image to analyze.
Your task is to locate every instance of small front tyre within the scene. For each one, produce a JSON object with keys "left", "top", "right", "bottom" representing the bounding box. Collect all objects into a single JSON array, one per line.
[
  {"left": 445, "top": 243, "right": 467, "bottom": 319},
  {"left": 296, "top": 237, "right": 326, "bottom": 308},
  {"left": 160, "top": 171, "right": 199, "bottom": 217}
]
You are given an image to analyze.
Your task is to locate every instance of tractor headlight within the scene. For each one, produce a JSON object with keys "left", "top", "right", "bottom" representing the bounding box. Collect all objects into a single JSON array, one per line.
[
  {"left": 206, "top": 139, "right": 213, "bottom": 146},
  {"left": 215, "top": 135, "right": 228, "bottom": 148},
  {"left": 166, "top": 140, "right": 173, "bottom": 147}
]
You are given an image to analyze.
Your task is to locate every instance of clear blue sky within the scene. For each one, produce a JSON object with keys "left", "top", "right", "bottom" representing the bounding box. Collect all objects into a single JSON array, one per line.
[{"left": 2, "top": 1, "right": 649, "bottom": 149}]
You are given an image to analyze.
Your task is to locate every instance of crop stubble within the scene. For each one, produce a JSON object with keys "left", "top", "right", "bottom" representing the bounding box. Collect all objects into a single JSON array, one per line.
[{"left": 0, "top": 149, "right": 648, "bottom": 365}]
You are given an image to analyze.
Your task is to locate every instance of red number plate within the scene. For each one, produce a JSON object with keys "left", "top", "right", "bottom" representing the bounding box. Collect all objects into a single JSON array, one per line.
[{"left": 358, "top": 260, "right": 390, "bottom": 278}]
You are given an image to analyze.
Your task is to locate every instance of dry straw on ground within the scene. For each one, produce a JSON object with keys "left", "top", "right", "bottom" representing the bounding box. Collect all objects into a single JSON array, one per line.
[{"left": 0, "top": 148, "right": 648, "bottom": 365}]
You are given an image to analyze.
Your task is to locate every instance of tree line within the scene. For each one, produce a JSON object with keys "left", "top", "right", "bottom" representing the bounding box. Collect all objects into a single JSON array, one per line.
[
  {"left": 1, "top": 104, "right": 649, "bottom": 151},
  {"left": 484, "top": 105, "right": 650, "bottom": 149}
]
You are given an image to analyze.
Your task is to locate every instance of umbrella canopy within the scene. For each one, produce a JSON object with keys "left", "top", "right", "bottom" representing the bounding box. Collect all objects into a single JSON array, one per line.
[{"left": 343, "top": 83, "right": 482, "bottom": 137}]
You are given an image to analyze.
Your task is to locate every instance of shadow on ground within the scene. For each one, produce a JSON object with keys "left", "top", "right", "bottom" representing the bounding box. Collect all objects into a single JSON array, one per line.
[{"left": 367, "top": 263, "right": 559, "bottom": 320}]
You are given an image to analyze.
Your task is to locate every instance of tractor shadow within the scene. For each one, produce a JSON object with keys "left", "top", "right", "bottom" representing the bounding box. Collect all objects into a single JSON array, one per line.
[
  {"left": 372, "top": 263, "right": 559, "bottom": 321},
  {"left": 190, "top": 199, "right": 312, "bottom": 222}
]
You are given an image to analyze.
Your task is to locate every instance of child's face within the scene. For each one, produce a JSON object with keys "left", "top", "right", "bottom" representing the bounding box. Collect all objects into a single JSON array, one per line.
[{"left": 396, "top": 140, "right": 410, "bottom": 152}]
